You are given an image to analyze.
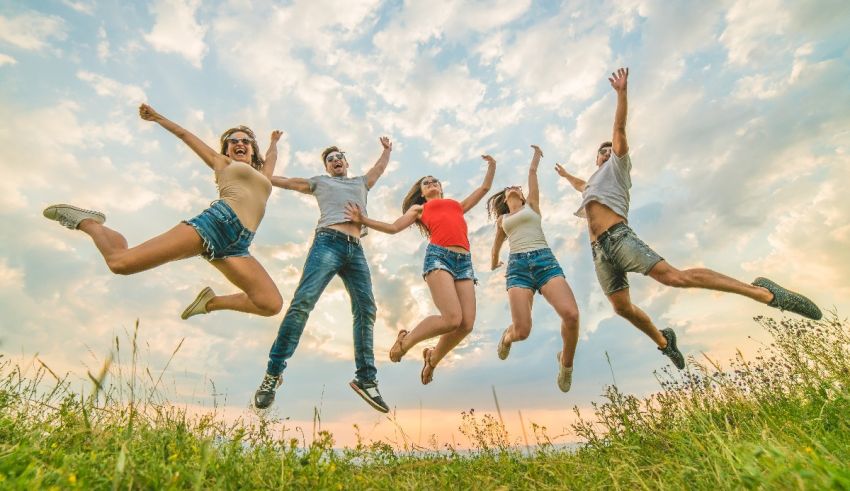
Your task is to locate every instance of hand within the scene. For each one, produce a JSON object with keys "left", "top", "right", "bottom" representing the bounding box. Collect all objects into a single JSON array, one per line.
[
  {"left": 138, "top": 103, "right": 161, "bottom": 122},
  {"left": 380, "top": 136, "right": 392, "bottom": 151},
  {"left": 482, "top": 154, "right": 496, "bottom": 166},
  {"left": 270, "top": 130, "right": 283, "bottom": 143},
  {"left": 609, "top": 67, "right": 629, "bottom": 93},
  {"left": 491, "top": 260, "right": 504, "bottom": 271},
  {"left": 530, "top": 145, "right": 543, "bottom": 158},
  {"left": 554, "top": 163, "right": 570, "bottom": 178},
  {"left": 344, "top": 202, "right": 363, "bottom": 224}
]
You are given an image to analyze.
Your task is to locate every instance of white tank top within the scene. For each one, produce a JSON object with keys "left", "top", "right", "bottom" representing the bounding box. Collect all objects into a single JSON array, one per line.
[{"left": 501, "top": 206, "right": 549, "bottom": 253}]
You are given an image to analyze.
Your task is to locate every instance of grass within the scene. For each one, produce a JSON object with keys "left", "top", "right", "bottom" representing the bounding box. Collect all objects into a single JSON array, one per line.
[{"left": 1, "top": 314, "right": 849, "bottom": 489}]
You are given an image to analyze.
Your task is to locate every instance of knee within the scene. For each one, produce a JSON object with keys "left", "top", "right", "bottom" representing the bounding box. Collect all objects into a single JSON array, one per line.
[
  {"left": 658, "top": 270, "right": 688, "bottom": 288},
  {"left": 512, "top": 321, "right": 531, "bottom": 340},
  {"left": 612, "top": 302, "right": 633, "bottom": 318},
  {"left": 442, "top": 311, "right": 463, "bottom": 331},
  {"left": 255, "top": 293, "right": 283, "bottom": 317},
  {"left": 457, "top": 319, "right": 474, "bottom": 336},
  {"left": 560, "top": 308, "right": 579, "bottom": 328}
]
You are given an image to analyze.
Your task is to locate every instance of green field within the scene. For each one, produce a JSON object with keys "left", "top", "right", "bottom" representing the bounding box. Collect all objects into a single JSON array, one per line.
[{"left": 1, "top": 314, "right": 848, "bottom": 490}]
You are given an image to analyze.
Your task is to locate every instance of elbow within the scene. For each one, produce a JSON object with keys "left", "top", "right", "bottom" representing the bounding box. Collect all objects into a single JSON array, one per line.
[{"left": 480, "top": 185, "right": 492, "bottom": 193}]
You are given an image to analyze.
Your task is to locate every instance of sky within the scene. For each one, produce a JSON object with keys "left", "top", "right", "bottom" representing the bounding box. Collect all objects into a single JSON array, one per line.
[{"left": 1, "top": 0, "right": 849, "bottom": 447}]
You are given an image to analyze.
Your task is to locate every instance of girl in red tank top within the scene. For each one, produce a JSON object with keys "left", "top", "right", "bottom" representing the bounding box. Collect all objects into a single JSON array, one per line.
[{"left": 345, "top": 155, "right": 497, "bottom": 384}]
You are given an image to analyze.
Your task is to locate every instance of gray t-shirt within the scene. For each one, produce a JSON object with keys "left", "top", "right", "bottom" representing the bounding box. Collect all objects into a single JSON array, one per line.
[
  {"left": 575, "top": 152, "right": 631, "bottom": 220},
  {"left": 309, "top": 175, "right": 369, "bottom": 236}
]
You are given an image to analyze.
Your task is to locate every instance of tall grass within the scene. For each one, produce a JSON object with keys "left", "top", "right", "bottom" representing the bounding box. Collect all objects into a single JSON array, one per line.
[{"left": 1, "top": 314, "right": 848, "bottom": 489}]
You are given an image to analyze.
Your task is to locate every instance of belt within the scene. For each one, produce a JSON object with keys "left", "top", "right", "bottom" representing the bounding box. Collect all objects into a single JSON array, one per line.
[
  {"left": 593, "top": 221, "right": 628, "bottom": 245},
  {"left": 316, "top": 227, "right": 360, "bottom": 245}
]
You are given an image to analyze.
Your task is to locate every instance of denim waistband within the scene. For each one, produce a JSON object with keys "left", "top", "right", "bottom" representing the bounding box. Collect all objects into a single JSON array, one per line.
[
  {"left": 592, "top": 221, "right": 629, "bottom": 246},
  {"left": 316, "top": 227, "right": 361, "bottom": 245},
  {"left": 508, "top": 247, "right": 552, "bottom": 259},
  {"left": 426, "top": 242, "right": 470, "bottom": 257}
]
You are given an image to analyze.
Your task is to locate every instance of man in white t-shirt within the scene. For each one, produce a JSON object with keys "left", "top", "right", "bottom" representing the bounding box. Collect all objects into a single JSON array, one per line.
[{"left": 556, "top": 67, "right": 822, "bottom": 369}]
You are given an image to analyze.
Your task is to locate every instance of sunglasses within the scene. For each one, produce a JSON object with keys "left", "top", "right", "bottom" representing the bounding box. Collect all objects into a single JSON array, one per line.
[
  {"left": 326, "top": 153, "right": 346, "bottom": 163},
  {"left": 226, "top": 137, "right": 254, "bottom": 146},
  {"left": 505, "top": 185, "right": 522, "bottom": 191},
  {"left": 421, "top": 178, "right": 440, "bottom": 186},
  {"left": 598, "top": 146, "right": 612, "bottom": 155}
]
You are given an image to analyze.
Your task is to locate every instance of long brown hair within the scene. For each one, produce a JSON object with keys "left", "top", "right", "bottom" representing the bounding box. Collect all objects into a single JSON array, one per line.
[
  {"left": 220, "top": 126, "right": 264, "bottom": 170},
  {"left": 402, "top": 176, "right": 441, "bottom": 237},
  {"left": 486, "top": 187, "right": 525, "bottom": 220}
]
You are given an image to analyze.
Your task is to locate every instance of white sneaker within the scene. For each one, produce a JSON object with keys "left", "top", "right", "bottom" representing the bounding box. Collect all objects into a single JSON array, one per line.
[
  {"left": 556, "top": 352, "right": 573, "bottom": 393},
  {"left": 181, "top": 287, "right": 215, "bottom": 320},
  {"left": 43, "top": 204, "right": 105, "bottom": 230}
]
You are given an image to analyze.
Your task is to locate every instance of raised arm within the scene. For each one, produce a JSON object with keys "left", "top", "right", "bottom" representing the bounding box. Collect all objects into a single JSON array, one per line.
[
  {"left": 139, "top": 103, "right": 227, "bottom": 171},
  {"left": 261, "top": 130, "right": 283, "bottom": 179},
  {"left": 270, "top": 176, "right": 313, "bottom": 194},
  {"left": 527, "top": 145, "right": 543, "bottom": 214},
  {"left": 609, "top": 67, "right": 629, "bottom": 157},
  {"left": 364, "top": 136, "right": 393, "bottom": 189},
  {"left": 554, "top": 163, "right": 587, "bottom": 193},
  {"left": 460, "top": 155, "right": 496, "bottom": 213},
  {"left": 344, "top": 202, "right": 421, "bottom": 235},
  {"left": 491, "top": 217, "right": 507, "bottom": 270}
]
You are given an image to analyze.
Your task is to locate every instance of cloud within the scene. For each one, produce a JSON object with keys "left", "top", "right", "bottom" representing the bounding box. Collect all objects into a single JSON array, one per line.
[
  {"left": 0, "top": 11, "right": 67, "bottom": 51},
  {"left": 77, "top": 71, "right": 146, "bottom": 106},
  {"left": 143, "top": 0, "right": 208, "bottom": 68},
  {"left": 61, "top": 1, "right": 95, "bottom": 15},
  {"left": 0, "top": 53, "right": 16, "bottom": 66}
]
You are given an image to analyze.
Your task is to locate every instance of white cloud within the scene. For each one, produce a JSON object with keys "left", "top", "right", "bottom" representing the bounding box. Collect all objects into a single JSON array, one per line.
[
  {"left": 720, "top": 0, "right": 790, "bottom": 66},
  {"left": 0, "top": 53, "right": 16, "bottom": 66},
  {"left": 97, "top": 26, "right": 110, "bottom": 61},
  {"left": 61, "top": 0, "right": 95, "bottom": 15},
  {"left": 77, "top": 71, "right": 146, "bottom": 106},
  {"left": 144, "top": 0, "right": 208, "bottom": 68},
  {"left": 0, "top": 11, "right": 67, "bottom": 51}
]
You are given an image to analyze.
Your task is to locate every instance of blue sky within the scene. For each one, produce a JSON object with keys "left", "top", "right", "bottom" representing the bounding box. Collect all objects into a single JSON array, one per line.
[{"left": 1, "top": 0, "right": 849, "bottom": 445}]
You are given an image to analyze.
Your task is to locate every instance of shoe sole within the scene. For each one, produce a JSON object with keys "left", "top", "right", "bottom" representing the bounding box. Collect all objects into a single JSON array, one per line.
[
  {"left": 181, "top": 287, "right": 214, "bottom": 320},
  {"left": 349, "top": 381, "right": 389, "bottom": 413},
  {"left": 662, "top": 329, "right": 685, "bottom": 370},
  {"left": 497, "top": 329, "right": 510, "bottom": 360},
  {"left": 556, "top": 352, "right": 572, "bottom": 393}
]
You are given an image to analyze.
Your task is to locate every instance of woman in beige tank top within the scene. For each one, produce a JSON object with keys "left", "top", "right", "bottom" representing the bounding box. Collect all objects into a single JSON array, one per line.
[
  {"left": 43, "top": 104, "right": 283, "bottom": 320},
  {"left": 487, "top": 145, "right": 580, "bottom": 392}
]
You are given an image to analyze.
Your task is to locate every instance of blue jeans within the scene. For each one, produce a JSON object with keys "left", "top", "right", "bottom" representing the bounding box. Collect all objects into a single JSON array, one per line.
[
  {"left": 185, "top": 200, "right": 254, "bottom": 260},
  {"left": 422, "top": 243, "right": 477, "bottom": 283},
  {"left": 505, "top": 247, "right": 565, "bottom": 293},
  {"left": 266, "top": 228, "right": 377, "bottom": 383}
]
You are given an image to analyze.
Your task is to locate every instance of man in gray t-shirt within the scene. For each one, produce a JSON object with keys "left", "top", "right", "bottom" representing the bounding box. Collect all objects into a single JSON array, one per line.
[
  {"left": 556, "top": 67, "right": 821, "bottom": 371},
  {"left": 254, "top": 137, "right": 393, "bottom": 413}
]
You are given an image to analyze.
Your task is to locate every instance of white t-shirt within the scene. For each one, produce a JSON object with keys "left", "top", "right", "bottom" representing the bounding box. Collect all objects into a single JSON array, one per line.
[{"left": 575, "top": 152, "right": 632, "bottom": 220}]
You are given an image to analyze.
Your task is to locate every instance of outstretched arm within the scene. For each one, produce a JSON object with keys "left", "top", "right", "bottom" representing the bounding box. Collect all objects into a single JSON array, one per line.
[
  {"left": 491, "top": 217, "right": 507, "bottom": 270},
  {"left": 554, "top": 163, "right": 587, "bottom": 193},
  {"left": 609, "top": 67, "right": 629, "bottom": 157},
  {"left": 139, "top": 103, "right": 228, "bottom": 171},
  {"left": 460, "top": 155, "right": 496, "bottom": 212},
  {"left": 345, "top": 202, "right": 421, "bottom": 235},
  {"left": 270, "top": 176, "right": 313, "bottom": 194},
  {"left": 364, "top": 136, "right": 393, "bottom": 189},
  {"left": 261, "top": 130, "right": 283, "bottom": 179},
  {"left": 527, "top": 145, "right": 543, "bottom": 214}
]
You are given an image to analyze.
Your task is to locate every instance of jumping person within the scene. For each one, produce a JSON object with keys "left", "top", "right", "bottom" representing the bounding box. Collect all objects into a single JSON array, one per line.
[
  {"left": 488, "top": 145, "right": 580, "bottom": 392},
  {"left": 345, "top": 155, "right": 496, "bottom": 385},
  {"left": 43, "top": 103, "right": 284, "bottom": 320},
  {"left": 555, "top": 67, "right": 822, "bottom": 370},
  {"left": 255, "top": 138, "right": 393, "bottom": 413}
]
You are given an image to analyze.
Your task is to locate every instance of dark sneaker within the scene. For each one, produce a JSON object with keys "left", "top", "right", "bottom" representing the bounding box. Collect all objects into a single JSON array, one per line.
[
  {"left": 349, "top": 379, "right": 389, "bottom": 413},
  {"left": 752, "top": 277, "right": 822, "bottom": 320},
  {"left": 658, "top": 328, "right": 685, "bottom": 369},
  {"left": 253, "top": 373, "right": 281, "bottom": 409}
]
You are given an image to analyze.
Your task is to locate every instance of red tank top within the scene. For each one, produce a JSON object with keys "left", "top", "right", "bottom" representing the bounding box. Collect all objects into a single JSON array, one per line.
[{"left": 420, "top": 198, "right": 469, "bottom": 250}]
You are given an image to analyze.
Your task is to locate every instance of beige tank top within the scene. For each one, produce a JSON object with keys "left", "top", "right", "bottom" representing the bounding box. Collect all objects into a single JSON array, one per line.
[
  {"left": 216, "top": 161, "right": 272, "bottom": 231},
  {"left": 501, "top": 206, "right": 549, "bottom": 253}
]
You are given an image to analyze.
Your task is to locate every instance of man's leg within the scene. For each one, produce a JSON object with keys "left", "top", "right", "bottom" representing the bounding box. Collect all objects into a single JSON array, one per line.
[
  {"left": 607, "top": 288, "right": 666, "bottom": 348},
  {"left": 647, "top": 260, "right": 772, "bottom": 303},
  {"left": 339, "top": 245, "right": 378, "bottom": 384},
  {"left": 266, "top": 238, "right": 343, "bottom": 377}
]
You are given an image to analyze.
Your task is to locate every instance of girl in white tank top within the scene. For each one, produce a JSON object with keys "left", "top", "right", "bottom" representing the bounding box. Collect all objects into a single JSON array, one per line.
[{"left": 486, "top": 145, "right": 581, "bottom": 393}]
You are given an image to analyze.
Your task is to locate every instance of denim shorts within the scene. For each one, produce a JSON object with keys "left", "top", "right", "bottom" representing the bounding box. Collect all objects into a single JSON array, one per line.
[
  {"left": 591, "top": 222, "right": 663, "bottom": 295},
  {"left": 186, "top": 200, "right": 254, "bottom": 261},
  {"left": 506, "top": 247, "right": 565, "bottom": 293},
  {"left": 423, "top": 243, "right": 477, "bottom": 283}
]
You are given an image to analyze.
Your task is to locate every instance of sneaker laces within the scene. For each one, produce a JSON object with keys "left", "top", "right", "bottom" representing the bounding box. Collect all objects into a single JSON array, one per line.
[{"left": 259, "top": 374, "right": 279, "bottom": 392}]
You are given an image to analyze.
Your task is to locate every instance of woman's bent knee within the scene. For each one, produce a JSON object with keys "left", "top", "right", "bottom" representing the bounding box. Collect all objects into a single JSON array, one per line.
[{"left": 255, "top": 294, "right": 283, "bottom": 316}]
